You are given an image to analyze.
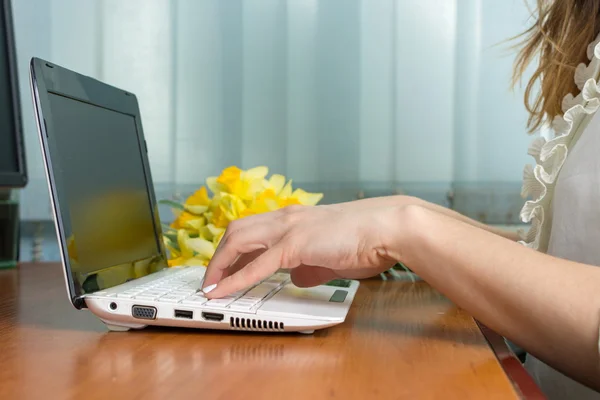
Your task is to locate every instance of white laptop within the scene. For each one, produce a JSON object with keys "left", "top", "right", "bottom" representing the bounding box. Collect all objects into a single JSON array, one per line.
[{"left": 29, "top": 58, "right": 359, "bottom": 334}]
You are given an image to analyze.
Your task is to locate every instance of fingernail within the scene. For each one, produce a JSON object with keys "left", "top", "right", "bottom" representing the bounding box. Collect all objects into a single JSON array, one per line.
[{"left": 202, "top": 284, "right": 217, "bottom": 294}]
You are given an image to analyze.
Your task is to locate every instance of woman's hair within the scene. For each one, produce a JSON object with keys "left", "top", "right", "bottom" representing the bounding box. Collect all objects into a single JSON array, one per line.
[{"left": 512, "top": 0, "right": 600, "bottom": 132}]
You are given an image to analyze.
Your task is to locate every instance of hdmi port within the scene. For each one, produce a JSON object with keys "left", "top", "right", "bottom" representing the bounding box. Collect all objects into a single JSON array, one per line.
[
  {"left": 201, "top": 312, "right": 224, "bottom": 322},
  {"left": 174, "top": 309, "right": 193, "bottom": 319}
]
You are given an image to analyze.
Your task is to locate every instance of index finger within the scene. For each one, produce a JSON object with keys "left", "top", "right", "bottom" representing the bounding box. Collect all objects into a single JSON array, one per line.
[
  {"left": 203, "top": 245, "right": 286, "bottom": 298},
  {"left": 202, "top": 223, "right": 282, "bottom": 289}
]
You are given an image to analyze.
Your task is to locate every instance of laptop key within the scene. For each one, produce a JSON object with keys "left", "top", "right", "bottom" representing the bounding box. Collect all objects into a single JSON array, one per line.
[
  {"left": 180, "top": 296, "right": 209, "bottom": 306},
  {"left": 159, "top": 295, "right": 186, "bottom": 303},
  {"left": 134, "top": 295, "right": 160, "bottom": 301},
  {"left": 158, "top": 283, "right": 183, "bottom": 289},
  {"left": 140, "top": 291, "right": 167, "bottom": 298},
  {"left": 171, "top": 289, "right": 196, "bottom": 296},
  {"left": 228, "top": 303, "right": 254, "bottom": 312},
  {"left": 121, "top": 290, "right": 144, "bottom": 296},
  {"left": 244, "top": 284, "right": 276, "bottom": 300},
  {"left": 204, "top": 298, "right": 235, "bottom": 308},
  {"left": 233, "top": 297, "right": 258, "bottom": 305},
  {"left": 184, "top": 282, "right": 203, "bottom": 291}
]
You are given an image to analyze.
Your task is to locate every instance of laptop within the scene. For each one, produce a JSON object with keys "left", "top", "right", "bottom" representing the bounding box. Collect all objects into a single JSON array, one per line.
[{"left": 29, "top": 58, "right": 359, "bottom": 334}]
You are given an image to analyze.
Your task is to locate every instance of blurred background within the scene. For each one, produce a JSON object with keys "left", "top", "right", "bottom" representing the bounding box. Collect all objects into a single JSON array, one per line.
[{"left": 9, "top": 0, "right": 538, "bottom": 261}]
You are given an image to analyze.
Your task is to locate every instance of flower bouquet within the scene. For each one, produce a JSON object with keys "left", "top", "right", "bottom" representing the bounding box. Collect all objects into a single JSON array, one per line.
[{"left": 160, "top": 166, "right": 323, "bottom": 267}]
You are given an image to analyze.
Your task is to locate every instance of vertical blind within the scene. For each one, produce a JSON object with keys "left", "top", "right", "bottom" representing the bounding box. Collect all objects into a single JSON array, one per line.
[{"left": 11, "top": 0, "right": 536, "bottom": 221}]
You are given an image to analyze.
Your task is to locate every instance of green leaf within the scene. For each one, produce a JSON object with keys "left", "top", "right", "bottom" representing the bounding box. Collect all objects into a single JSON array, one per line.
[
  {"left": 163, "top": 232, "right": 178, "bottom": 244},
  {"left": 162, "top": 223, "right": 175, "bottom": 232},
  {"left": 159, "top": 199, "right": 185, "bottom": 210}
]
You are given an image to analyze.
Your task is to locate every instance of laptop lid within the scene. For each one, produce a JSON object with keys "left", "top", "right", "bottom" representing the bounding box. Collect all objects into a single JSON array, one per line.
[{"left": 29, "top": 58, "right": 168, "bottom": 309}]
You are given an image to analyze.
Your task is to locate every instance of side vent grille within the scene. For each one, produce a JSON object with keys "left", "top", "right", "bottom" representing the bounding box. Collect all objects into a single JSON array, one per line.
[{"left": 230, "top": 317, "right": 284, "bottom": 331}]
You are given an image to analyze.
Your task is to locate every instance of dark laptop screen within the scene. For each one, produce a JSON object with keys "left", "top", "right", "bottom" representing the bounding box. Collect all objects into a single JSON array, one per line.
[{"left": 47, "top": 93, "right": 163, "bottom": 292}]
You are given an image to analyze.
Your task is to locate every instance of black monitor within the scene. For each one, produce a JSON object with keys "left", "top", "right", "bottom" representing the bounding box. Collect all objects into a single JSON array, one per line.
[{"left": 0, "top": 0, "right": 26, "bottom": 189}]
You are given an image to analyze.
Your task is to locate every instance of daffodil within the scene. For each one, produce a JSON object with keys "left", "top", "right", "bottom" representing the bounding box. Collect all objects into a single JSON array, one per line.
[
  {"left": 186, "top": 186, "right": 211, "bottom": 206},
  {"left": 262, "top": 174, "right": 323, "bottom": 206},
  {"left": 170, "top": 211, "right": 198, "bottom": 230},
  {"left": 161, "top": 166, "right": 323, "bottom": 268},
  {"left": 263, "top": 174, "right": 286, "bottom": 194},
  {"left": 287, "top": 188, "right": 323, "bottom": 206},
  {"left": 207, "top": 166, "right": 268, "bottom": 200}
]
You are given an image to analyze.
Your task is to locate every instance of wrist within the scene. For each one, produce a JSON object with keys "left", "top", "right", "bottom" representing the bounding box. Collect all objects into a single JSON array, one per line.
[
  {"left": 343, "top": 194, "right": 423, "bottom": 210},
  {"left": 380, "top": 204, "right": 432, "bottom": 266}
]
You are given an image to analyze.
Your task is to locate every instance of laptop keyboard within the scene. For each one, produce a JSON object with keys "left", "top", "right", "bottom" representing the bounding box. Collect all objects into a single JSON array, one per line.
[{"left": 93, "top": 267, "right": 290, "bottom": 312}]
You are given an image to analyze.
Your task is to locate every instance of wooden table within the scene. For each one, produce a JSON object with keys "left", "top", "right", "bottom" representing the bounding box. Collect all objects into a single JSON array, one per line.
[{"left": 0, "top": 263, "right": 544, "bottom": 399}]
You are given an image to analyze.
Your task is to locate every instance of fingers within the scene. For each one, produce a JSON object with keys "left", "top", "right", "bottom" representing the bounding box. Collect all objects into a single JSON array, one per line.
[
  {"left": 218, "top": 210, "right": 277, "bottom": 235},
  {"left": 202, "top": 206, "right": 305, "bottom": 295},
  {"left": 204, "top": 244, "right": 288, "bottom": 298},
  {"left": 212, "top": 206, "right": 299, "bottom": 249},
  {"left": 221, "top": 249, "right": 266, "bottom": 279},
  {"left": 203, "top": 222, "right": 283, "bottom": 288},
  {"left": 290, "top": 265, "right": 338, "bottom": 287}
]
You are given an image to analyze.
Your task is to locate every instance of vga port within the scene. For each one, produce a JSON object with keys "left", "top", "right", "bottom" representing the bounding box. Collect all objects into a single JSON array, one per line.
[{"left": 131, "top": 305, "right": 157, "bottom": 320}]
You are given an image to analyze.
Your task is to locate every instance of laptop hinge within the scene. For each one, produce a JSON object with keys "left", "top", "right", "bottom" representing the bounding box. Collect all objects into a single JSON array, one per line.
[{"left": 74, "top": 295, "right": 87, "bottom": 309}]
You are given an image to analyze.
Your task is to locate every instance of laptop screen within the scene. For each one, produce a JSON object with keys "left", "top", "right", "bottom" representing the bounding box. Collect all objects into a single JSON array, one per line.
[{"left": 47, "top": 92, "right": 165, "bottom": 293}]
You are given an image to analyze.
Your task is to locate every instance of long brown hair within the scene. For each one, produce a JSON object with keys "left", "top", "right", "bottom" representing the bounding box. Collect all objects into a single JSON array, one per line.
[{"left": 512, "top": 0, "right": 600, "bottom": 132}]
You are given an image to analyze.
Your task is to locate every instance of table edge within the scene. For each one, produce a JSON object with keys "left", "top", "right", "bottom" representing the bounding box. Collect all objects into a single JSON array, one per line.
[{"left": 477, "top": 321, "right": 547, "bottom": 400}]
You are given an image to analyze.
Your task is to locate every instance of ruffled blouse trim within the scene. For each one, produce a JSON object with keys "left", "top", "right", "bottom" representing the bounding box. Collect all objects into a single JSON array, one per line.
[{"left": 519, "top": 34, "right": 600, "bottom": 252}]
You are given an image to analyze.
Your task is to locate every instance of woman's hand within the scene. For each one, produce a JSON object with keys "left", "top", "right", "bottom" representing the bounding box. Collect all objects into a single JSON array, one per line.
[{"left": 201, "top": 204, "right": 404, "bottom": 298}]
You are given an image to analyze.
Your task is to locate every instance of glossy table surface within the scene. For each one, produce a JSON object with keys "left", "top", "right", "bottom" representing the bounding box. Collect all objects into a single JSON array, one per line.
[{"left": 0, "top": 263, "right": 542, "bottom": 399}]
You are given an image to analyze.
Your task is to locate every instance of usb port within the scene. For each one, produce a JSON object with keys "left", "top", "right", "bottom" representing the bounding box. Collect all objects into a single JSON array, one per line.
[
  {"left": 174, "top": 309, "right": 193, "bottom": 319},
  {"left": 201, "top": 312, "right": 224, "bottom": 322}
]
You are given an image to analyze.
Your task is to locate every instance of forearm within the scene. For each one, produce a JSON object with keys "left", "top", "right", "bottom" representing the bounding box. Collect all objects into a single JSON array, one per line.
[
  {"left": 340, "top": 195, "right": 520, "bottom": 241},
  {"left": 415, "top": 199, "right": 520, "bottom": 241},
  {"left": 389, "top": 205, "right": 600, "bottom": 390}
]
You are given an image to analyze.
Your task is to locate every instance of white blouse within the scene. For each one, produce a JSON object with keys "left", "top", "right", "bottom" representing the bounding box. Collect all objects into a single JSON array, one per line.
[{"left": 519, "top": 34, "right": 600, "bottom": 399}]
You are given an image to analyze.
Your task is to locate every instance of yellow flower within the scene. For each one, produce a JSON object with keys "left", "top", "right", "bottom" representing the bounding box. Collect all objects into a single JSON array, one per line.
[
  {"left": 210, "top": 193, "right": 247, "bottom": 228},
  {"left": 207, "top": 166, "right": 268, "bottom": 200},
  {"left": 215, "top": 166, "right": 242, "bottom": 192},
  {"left": 239, "top": 188, "right": 280, "bottom": 218},
  {"left": 262, "top": 175, "right": 323, "bottom": 207},
  {"left": 288, "top": 188, "right": 323, "bottom": 206},
  {"left": 170, "top": 211, "right": 197, "bottom": 230},
  {"left": 168, "top": 256, "right": 207, "bottom": 267},
  {"left": 201, "top": 223, "right": 226, "bottom": 242},
  {"left": 186, "top": 186, "right": 210, "bottom": 206},
  {"left": 263, "top": 174, "right": 286, "bottom": 194},
  {"left": 168, "top": 256, "right": 186, "bottom": 267},
  {"left": 172, "top": 229, "right": 215, "bottom": 265}
]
